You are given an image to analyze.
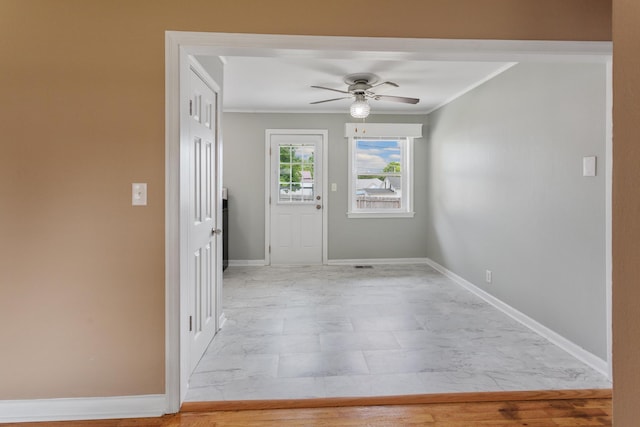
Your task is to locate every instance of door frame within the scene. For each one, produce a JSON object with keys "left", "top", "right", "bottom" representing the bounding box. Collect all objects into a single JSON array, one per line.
[
  {"left": 265, "top": 129, "right": 329, "bottom": 266},
  {"left": 165, "top": 31, "right": 612, "bottom": 413}
]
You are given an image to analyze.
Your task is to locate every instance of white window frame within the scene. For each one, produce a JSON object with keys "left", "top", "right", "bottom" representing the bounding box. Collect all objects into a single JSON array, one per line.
[
  {"left": 345, "top": 123, "right": 422, "bottom": 218},
  {"left": 347, "top": 135, "right": 416, "bottom": 219}
]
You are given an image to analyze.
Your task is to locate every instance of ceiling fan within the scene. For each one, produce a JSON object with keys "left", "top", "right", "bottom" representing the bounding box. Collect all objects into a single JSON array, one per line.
[{"left": 310, "top": 73, "right": 420, "bottom": 118}]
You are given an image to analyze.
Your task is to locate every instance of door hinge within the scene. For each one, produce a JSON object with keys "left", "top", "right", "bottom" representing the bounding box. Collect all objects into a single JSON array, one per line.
[
  {"left": 189, "top": 315, "right": 193, "bottom": 332},
  {"left": 269, "top": 245, "right": 271, "bottom": 254},
  {"left": 269, "top": 196, "right": 271, "bottom": 205},
  {"left": 189, "top": 100, "right": 193, "bottom": 116},
  {"left": 269, "top": 147, "right": 272, "bottom": 155}
]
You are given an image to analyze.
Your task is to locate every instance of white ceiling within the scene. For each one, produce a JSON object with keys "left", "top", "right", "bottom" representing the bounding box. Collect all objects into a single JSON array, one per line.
[{"left": 221, "top": 56, "right": 515, "bottom": 115}]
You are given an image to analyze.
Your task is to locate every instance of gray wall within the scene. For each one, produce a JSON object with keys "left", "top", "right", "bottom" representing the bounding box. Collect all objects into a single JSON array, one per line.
[
  {"left": 196, "top": 55, "right": 224, "bottom": 86},
  {"left": 425, "top": 62, "right": 608, "bottom": 359},
  {"left": 222, "top": 113, "right": 429, "bottom": 261}
]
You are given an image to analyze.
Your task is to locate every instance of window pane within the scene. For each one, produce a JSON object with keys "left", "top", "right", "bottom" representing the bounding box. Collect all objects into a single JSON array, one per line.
[
  {"left": 280, "top": 146, "right": 291, "bottom": 163},
  {"left": 280, "top": 167, "right": 291, "bottom": 179},
  {"left": 354, "top": 139, "right": 403, "bottom": 211},
  {"left": 279, "top": 183, "right": 291, "bottom": 201}
]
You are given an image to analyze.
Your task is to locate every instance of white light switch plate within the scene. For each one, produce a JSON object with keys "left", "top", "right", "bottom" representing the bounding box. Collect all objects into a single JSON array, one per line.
[
  {"left": 583, "top": 156, "right": 596, "bottom": 177},
  {"left": 132, "top": 183, "right": 147, "bottom": 206}
]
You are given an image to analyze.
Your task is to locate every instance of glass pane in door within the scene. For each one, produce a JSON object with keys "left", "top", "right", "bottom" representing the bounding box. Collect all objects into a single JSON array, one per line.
[{"left": 278, "top": 143, "right": 315, "bottom": 203}]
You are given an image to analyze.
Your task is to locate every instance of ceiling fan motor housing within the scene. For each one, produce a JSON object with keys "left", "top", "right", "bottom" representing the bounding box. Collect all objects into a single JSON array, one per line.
[
  {"left": 349, "top": 83, "right": 371, "bottom": 94},
  {"left": 310, "top": 72, "right": 419, "bottom": 106},
  {"left": 344, "top": 73, "right": 378, "bottom": 94}
]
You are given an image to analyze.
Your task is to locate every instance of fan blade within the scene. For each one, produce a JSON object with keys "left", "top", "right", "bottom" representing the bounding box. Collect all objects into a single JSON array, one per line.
[
  {"left": 310, "top": 96, "right": 353, "bottom": 104},
  {"left": 372, "top": 94, "right": 420, "bottom": 104},
  {"left": 368, "top": 81, "right": 399, "bottom": 93},
  {"left": 311, "top": 85, "right": 351, "bottom": 95}
]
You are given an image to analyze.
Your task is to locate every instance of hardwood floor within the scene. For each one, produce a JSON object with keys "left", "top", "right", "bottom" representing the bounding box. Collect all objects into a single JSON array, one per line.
[{"left": 8, "top": 390, "right": 611, "bottom": 426}]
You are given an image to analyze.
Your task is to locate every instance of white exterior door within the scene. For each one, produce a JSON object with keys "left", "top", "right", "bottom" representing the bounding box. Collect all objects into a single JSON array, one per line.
[
  {"left": 268, "top": 131, "right": 325, "bottom": 265},
  {"left": 187, "top": 64, "right": 221, "bottom": 373}
]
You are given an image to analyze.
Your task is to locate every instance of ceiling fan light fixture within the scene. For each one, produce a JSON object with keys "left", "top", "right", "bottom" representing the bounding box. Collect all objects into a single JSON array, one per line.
[{"left": 350, "top": 96, "right": 370, "bottom": 118}]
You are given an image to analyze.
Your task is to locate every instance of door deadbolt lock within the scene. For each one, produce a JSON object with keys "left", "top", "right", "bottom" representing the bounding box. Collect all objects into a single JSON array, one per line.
[
  {"left": 316, "top": 195, "right": 321, "bottom": 200},
  {"left": 316, "top": 204, "right": 322, "bottom": 210}
]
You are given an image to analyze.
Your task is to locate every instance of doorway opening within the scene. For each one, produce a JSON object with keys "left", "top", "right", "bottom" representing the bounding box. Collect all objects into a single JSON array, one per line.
[{"left": 165, "top": 32, "right": 613, "bottom": 412}]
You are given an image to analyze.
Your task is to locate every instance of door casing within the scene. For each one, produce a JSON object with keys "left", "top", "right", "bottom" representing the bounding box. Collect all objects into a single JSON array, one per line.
[{"left": 165, "top": 32, "right": 613, "bottom": 413}]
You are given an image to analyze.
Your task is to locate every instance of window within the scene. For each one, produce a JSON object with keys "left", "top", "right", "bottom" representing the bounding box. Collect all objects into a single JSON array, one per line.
[
  {"left": 348, "top": 136, "right": 415, "bottom": 218},
  {"left": 278, "top": 144, "right": 315, "bottom": 203},
  {"left": 345, "top": 123, "right": 421, "bottom": 218}
]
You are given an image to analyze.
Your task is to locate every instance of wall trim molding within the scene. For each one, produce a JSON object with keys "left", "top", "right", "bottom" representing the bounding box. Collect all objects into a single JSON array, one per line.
[
  {"left": 423, "top": 258, "right": 610, "bottom": 379},
  {"left": 165, "top": 31, "right": 181, "bottom": 413},
  {"left": 228, "top": 259, "right": 267, "bottom": 267},
  {"left": 424, "top": 62, "right": 517, "bottom": 114},
  {"left": 328, "top": 258, "right": 429, "bottom": 265},
  {"left": 0, "top": 394, "right": 165, "bottom": 423},
  {"left": 604, "top": 59, "right": 613, "bottom": 379}
]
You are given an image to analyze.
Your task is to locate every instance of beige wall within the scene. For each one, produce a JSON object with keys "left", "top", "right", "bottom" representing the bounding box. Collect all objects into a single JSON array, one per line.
[
  {"left": 612, "top": 0, "right": 640, "bottom": 424},
  {"left": 0, "top": 0, "right": 618, "bottom": 402}
]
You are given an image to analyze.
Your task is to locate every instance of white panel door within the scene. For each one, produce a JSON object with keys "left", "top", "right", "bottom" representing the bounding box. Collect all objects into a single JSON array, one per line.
[
  {"left": 269, "top": 132, "right": 324, "bottom": 265},
  {"left": 188, "top": 66, "right": 220, "bottom": 373}
]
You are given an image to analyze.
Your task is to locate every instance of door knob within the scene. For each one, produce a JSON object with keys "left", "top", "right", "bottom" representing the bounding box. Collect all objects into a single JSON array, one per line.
[{"left": 316, "top": 204, "right": 321, "bottom": 210}]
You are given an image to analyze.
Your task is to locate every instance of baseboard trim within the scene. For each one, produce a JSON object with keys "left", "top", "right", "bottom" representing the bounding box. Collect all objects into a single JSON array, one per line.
[
  {"left": 423, "top": 258, "right": 610, "bottom": 379},
  {"left": 0, "top": 394, "right": 166, "bottom": 423},
  {"left": 228, "top": 259, "right": 266, "bottom": 267},
  {"left": 328, "top": 258, "right": 429, "bottom": 266},
  {"left": 181, "top": 388, "right": 611, "bottom": 412},
  {"left": 219, "top": 312, "right": 227, "bottom": 329},
  {"left": 229, "top": 259, "right": 430, "bottom": 267}
]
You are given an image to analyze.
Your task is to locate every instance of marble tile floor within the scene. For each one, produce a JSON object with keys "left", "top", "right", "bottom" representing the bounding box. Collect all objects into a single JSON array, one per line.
[{"left": 185, "top": 264, "right": 611, "bottom": 401}]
